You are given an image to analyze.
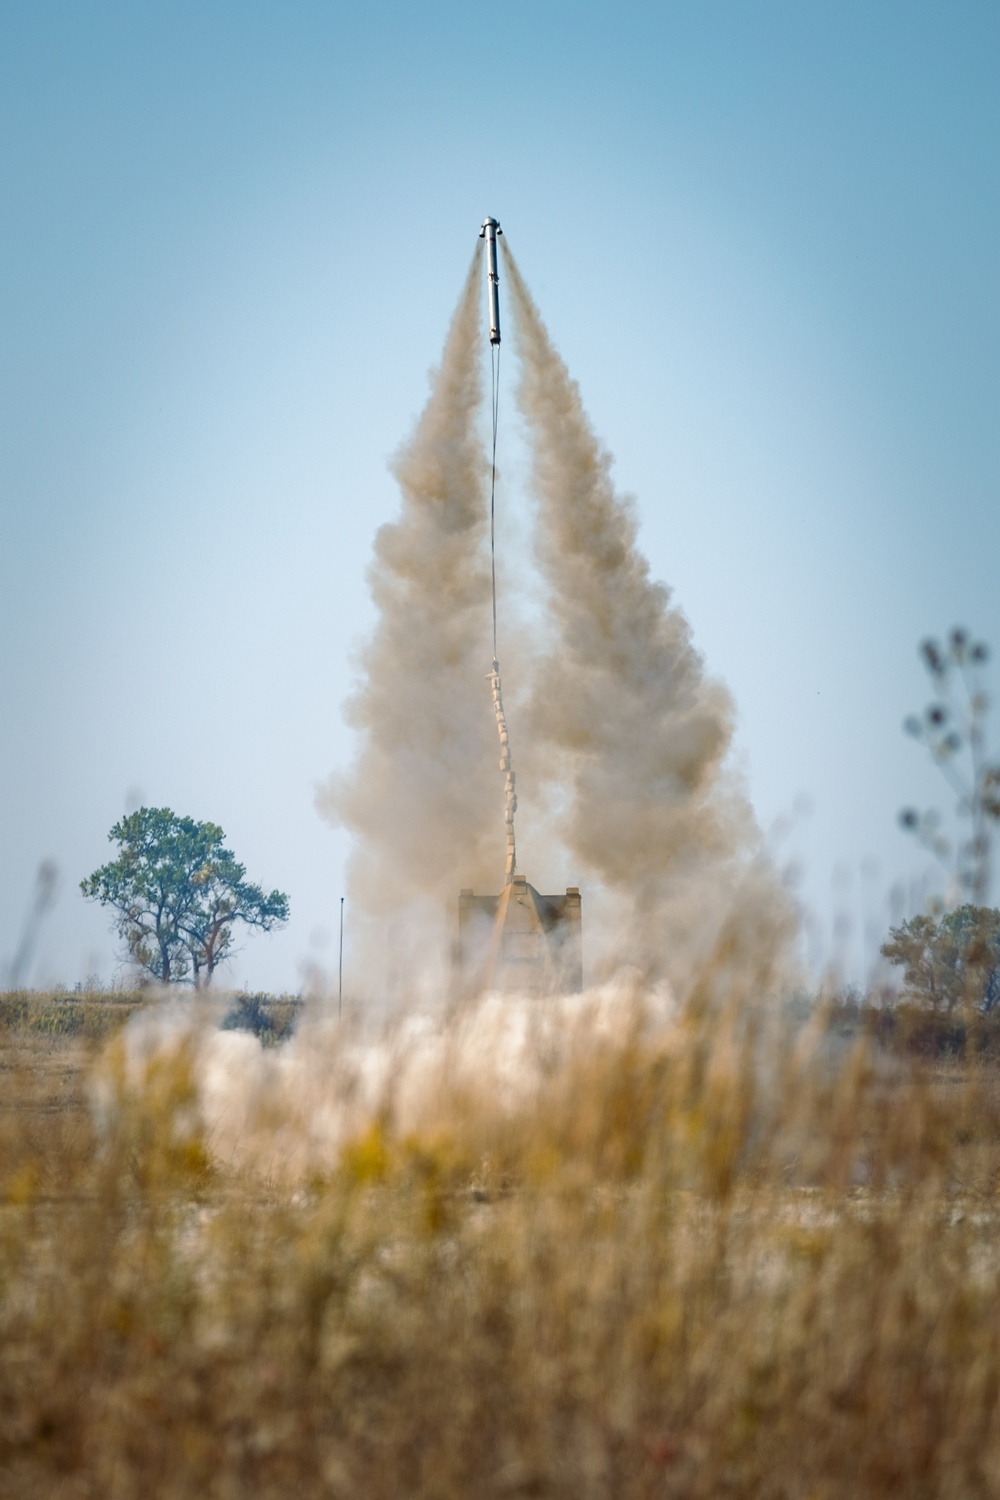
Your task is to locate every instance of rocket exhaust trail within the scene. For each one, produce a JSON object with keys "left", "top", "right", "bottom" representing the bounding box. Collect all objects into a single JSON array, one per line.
[
  {"left": 501, "top": 238, "right": 790, "bottom": 981},
  {"left": 320, "top": 229, "right": 791, "bottom": 1001},
  {"left": 318, "top": 251, "right": 501, "bottom": 977}
]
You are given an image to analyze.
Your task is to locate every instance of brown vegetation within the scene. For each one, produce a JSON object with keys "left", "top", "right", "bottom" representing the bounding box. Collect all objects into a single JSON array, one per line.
[{"left": 3, "top": 984, "right": 1000, "bottom": 1498}]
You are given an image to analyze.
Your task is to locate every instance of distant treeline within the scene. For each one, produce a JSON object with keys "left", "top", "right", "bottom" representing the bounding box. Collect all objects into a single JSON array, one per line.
[{"left": 830, "top": 999, "right": 1000, "bottom": 1058}]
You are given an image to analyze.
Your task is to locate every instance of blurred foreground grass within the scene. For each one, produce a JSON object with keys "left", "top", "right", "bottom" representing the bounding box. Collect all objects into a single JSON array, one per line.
[{"left": 4, "top": 986, "right": 1000, "bottom": 1497}]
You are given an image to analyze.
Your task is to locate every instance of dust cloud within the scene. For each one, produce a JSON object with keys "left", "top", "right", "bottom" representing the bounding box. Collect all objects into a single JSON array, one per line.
[{"left": 106, "top": 971, "right": 667, "bottom": 1181}]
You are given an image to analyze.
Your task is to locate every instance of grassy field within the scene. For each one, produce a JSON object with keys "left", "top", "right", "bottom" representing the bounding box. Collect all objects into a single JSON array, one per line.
[
  {"left": 3, "top": 985, "right": 1000, "bottom": 1498},
  {"left": 0, "top": 987, "right": 302, "bottom": 1042}
]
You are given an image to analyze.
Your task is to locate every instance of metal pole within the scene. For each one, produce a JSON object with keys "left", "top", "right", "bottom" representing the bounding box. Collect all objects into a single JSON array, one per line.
[{"left": 338, "top": 896, "right": 344, "bottom": 1019}]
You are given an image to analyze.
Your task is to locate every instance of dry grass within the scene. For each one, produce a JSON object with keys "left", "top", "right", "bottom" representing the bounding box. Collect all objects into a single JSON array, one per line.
[
  {"left": 3, "top": 984, "right": 1000, "bottom": 1498},
  {"left": 0, "top": 989, "right": 148, "bottom": 1041}
]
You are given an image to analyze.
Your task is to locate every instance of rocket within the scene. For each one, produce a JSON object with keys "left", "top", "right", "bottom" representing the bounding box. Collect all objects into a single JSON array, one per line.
[{"left": 479, "top": 217, "right": 502, "bottom": 345}]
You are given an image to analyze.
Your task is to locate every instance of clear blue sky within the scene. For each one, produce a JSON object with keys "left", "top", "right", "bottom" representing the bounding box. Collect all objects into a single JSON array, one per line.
[{"left": 1, "top": 1, "right": 997, "bottom": 990}]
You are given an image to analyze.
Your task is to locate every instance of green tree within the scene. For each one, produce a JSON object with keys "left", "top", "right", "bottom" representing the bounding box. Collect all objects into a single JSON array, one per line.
[
  {"left": 181, "top": 848, "right": 290, "bottom": 987},
  {"left": 880, "top": 905, "right": 1000, "bottom": 1012},
  {"left": 82, "top": 808, "right": 289, "bottom": 987}
]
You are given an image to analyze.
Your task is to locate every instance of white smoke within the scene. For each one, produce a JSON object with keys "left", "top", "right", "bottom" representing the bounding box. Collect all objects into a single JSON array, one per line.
[
  {"left": 502, "top": 242, "right": 790, "bottom": 985},
  {"left": 100, "top": 975, "right": 672, "bottom": 1181},
  {"left": 317, "top": 253, "right": 506, "bottom": 1005},
  {"left": 105, "top": 239, "right": 796, "bottom": 1178}
]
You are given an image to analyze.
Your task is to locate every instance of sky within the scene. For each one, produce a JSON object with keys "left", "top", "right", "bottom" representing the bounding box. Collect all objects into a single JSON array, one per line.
[{"left": 1, "top": 0, "right": 998, "bottom": 993}]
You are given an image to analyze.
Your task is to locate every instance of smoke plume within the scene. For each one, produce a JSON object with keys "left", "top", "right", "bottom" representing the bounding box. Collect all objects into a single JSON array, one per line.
[
  {"left": 502, "top": 243, "right": 789, "bottom": 983},
  {"left": 319, "top": 238, "right": 791, "bottom": 1000},
  {"left": 318, "top": 254, "right": 503, "bottom": 998},
  {"left": 111, "top": 243, "right": 796, "bottom": 1181}
]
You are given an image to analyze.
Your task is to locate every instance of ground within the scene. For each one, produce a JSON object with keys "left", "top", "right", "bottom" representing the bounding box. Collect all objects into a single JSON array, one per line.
[{"left": 3, "top": 992, "right": 1000, "bottom": 1498}]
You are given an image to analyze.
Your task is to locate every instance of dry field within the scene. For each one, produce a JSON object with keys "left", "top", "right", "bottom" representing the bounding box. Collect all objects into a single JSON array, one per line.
[{"left": 3, "top": 989, "right": 1000, "bottom": 1499}]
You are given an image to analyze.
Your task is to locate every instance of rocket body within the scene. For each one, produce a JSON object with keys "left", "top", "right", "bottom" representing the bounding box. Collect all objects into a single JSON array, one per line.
[{"left": 480, "top": 217, "right": 502, "bottom": 345}]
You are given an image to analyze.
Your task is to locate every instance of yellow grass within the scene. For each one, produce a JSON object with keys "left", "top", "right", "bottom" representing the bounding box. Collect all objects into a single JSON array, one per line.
[{"left": 3, "top": 985, "right": 1000, "bottom": 1498}]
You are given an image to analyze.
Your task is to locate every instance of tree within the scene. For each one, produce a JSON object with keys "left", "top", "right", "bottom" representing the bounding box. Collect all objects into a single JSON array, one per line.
[
  {"left": 82, "top": 808, "right": 289, "bottom": 986},
  {"left": 181, "top": 847, "right": 290, "bottom": 987},
  {"left": 880, "top": 905, "right": 1000, "bottom": 1013}
]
